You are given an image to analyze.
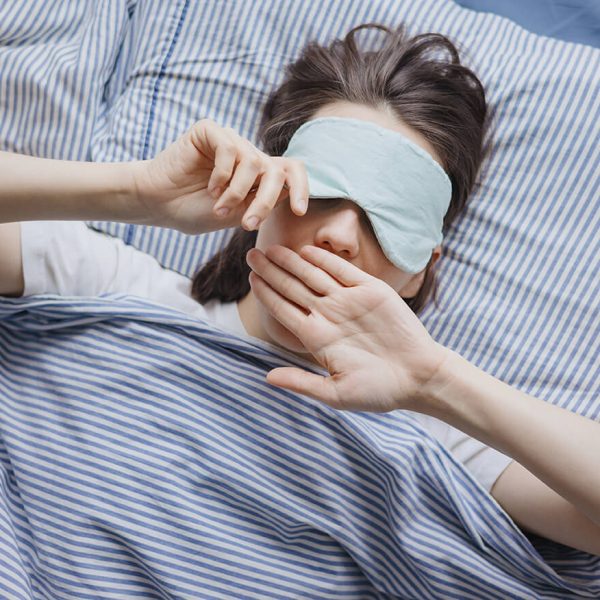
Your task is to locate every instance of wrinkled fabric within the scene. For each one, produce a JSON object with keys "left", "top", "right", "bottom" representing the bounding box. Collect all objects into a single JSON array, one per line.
[{"left": 0, "top": 295, "right": 598, "bottom": 599}]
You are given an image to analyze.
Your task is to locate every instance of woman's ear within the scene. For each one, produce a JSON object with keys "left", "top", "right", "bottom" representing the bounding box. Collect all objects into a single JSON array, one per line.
[{"left": 400, "top": 245, "right": 442, "bottom": 298}]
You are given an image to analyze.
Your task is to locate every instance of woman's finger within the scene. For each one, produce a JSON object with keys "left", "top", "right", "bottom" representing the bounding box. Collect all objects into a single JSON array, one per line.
[
  {"left": 299, "top": 245, "right": 374, "bottom": 287},
  {"left": 192, "top": 120, "right": 238, "bottom": 195},
  {"left": 267, "top": 367, "right": 343, "bottom": 408},
  {"left": 213, "top": 151, "right": 265, "bottom": 215},
  {"left": 247, "top": 249, "right": 318, "bottom": 312},
  {"left": 278, "top": 157, "right": 309, "bottom": 216},
  {"left": 206, "top": 141, "right": 237, "bottom": 200},
  {"left": 248, "top": 271, "right": 307, "bottom": 337},
  {"left": 263, "top": 245, "right": 339, "bottom": 296},
  {"left": 241, "top": 165, "right": 288, "bottom": 230}
]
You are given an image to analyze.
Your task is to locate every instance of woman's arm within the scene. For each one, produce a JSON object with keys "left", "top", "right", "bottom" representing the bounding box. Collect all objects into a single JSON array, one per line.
[
  {"left": 246, "top": 243, "right": 600, "bottom": 553},
  {"left": 0, "top": 119, "right": 308, "bottom": 231},
  {"left": 426, "top": 347, "right": 600, "bottom": 551},
  {"left": 425, "top": 347, "right": 600, "bottom": 526},
  {"left": 0, "top": 119, "right": 309, "bottom": 297},
  {"left": 0, "top": 151, "right": 138, "bottom": 224},
  {"left": 491, "top": 462, "right": 600, "bottom": 555}
]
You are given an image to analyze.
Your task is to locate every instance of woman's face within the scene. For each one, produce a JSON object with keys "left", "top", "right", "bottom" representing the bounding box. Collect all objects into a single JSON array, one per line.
[{"left": 240, "top": 101, "right": 443, "bottom": 355}]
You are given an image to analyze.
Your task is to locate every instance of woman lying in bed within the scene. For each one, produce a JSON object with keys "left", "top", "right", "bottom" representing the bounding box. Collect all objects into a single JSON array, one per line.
[{"left": 0, "top": 23, "right": 598, "bottom": 555}]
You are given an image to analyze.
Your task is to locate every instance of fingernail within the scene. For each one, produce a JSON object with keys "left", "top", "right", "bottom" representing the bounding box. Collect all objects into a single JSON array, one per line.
[
  {"left": 245, "top": 216, "right": 259, "bottom": 230},
  {"left": 216, "top": 207, "right": 230, "bottom": 217},
  {"left": 211, "top": 186, "right": 222, "bottom": 198},
  {"left": 294, "top": 196, "right": 307, "bottom": 214}
]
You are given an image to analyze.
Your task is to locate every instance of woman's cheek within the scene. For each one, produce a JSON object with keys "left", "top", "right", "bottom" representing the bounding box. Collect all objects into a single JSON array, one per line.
[{"left": 254, "top": 203, "right": 293, "bottom": 250}]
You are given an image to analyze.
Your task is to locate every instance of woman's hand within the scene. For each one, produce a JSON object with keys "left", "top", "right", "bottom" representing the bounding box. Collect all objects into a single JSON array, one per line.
[
  {"left": 247, "top": 246, "right": 600, "bottom": 556},
  {"left": 246, "top": 244, "right": 449, "bottom": 412},
  {"left": 133, "top": 118, "right": 308, "bottom": 234}
]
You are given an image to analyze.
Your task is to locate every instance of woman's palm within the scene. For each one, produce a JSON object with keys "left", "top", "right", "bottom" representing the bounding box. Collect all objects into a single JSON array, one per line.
[{"left": 268, "top": 278, "right": 443, "bottom": 412}]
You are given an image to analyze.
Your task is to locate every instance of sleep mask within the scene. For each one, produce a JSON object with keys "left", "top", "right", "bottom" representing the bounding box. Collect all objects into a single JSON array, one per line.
[{"left": 282, "top": 116, "right": 452, "bottom": 274}]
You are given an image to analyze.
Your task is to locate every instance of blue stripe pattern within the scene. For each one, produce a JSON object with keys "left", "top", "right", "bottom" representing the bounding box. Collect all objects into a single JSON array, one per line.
[
  {"left": 0, "top": 1, "right": 131, "bottom": 160},
  {"left": 1, "top": 0, "right": 599, "bottom": 597},
  {"left": 0, "top": 294, "right": 597, "bottom": 598}
]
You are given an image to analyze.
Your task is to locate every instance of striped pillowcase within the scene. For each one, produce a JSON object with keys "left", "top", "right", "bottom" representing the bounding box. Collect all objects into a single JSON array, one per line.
[
  {"left": 0, "top": 1, "right": 132, "bottom": 159},
  {"left": 2, "top": 0, "right": 598, "bottom": 420}
]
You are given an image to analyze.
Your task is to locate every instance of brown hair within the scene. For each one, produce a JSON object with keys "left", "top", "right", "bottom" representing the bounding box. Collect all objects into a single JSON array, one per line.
[{"left": 192, "top": 22, "right": 491, "bottom": 314}]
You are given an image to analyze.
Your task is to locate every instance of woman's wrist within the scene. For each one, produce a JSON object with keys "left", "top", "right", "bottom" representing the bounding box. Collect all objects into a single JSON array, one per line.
[
  {"left": 119, "top": 159, "right": 157, "bottom": 225},
  {"left": 89, "top": 160, "right": 144, "bottom": 223},
  {"left": 413, "top": 345, "right": 494, "bottom": 433},
  {"left": 408, "top": 343, "right": 460, "bottom": 415}
]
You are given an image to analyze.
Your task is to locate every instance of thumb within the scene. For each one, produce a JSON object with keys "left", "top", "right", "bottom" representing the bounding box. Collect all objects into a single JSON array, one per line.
[{"left": 266, "top": 367, "right": 343, "bottom": 409}]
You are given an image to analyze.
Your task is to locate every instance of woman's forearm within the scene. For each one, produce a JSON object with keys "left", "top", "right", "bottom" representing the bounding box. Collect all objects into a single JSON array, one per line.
[
  {"left": 0, "top": 151, "right": 141, "bottom": 224},
  {"left": 0, "top": 121, "right": 301, "bottom": 235},
  {"left": 420, "top": 346, "right": 600, "bottom": 525}
]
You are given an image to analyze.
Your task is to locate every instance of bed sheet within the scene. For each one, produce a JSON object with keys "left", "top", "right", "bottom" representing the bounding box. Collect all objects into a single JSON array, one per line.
[{"left": 1, "top": 294, "right": 597, "bottom": 599}]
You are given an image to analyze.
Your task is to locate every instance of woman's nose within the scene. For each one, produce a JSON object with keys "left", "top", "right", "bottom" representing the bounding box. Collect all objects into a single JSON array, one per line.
[{"left": 313, "top": 205, "right": 361, "bottom": 259}]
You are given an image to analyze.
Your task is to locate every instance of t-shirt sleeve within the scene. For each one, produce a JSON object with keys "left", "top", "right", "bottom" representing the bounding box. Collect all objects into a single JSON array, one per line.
[
  {"left": 21, "top": 221, "right": 123, "bottom": 297},
  {"left": 412, "top": 412, "right": 513, "bottom": 492},
  {"left": 20, "top": 221, "right": 200, "bottom": 316}
]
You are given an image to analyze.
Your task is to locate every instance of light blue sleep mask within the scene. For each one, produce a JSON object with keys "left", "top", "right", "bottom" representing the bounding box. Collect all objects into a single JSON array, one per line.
[{"left": 281, "top": 116, "right": 452, "bottom": 274}]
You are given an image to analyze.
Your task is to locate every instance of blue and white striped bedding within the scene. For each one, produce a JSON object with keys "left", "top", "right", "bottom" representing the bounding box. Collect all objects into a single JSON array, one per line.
[
  {"left": 0, "top": 0, "right": 599, "bottom": 597},
  {"left": 0, "top": 294, "right": 597, "bottom": 599}
]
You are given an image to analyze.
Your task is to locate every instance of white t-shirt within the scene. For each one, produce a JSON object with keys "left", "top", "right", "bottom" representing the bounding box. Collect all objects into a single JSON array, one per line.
[
  {"left": 20, "top": 220, "right": 245, "bottom": 335},
  {"left": 20, "top": 221, "right": 513, "bottom": 492}
]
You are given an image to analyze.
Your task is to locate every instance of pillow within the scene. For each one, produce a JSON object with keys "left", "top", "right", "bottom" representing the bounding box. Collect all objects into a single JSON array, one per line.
[
  {"left": 3, "top": 1, "right": 599, "bottom": 427},
  {"left": 0, "top": 0, "right": 134, "bottom": 159},
  {"left": 455, "top": 0, "right": 600, "bottom": 47}
]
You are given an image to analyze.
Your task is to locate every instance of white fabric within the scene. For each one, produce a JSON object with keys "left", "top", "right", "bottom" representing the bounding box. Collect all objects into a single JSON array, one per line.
[
  {"left": 412, "top": 413, "right": 513, "bottom": 492},
  {"left": 20, "top": 221, "right": 245, "bottom": 337},
  {"left": 20, "top": 220, "right": 511, "bottom": 492}
]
